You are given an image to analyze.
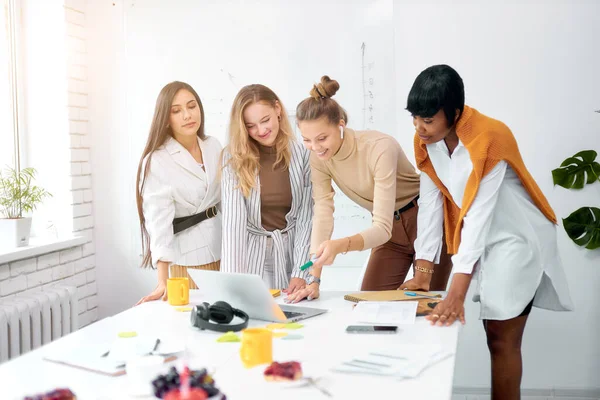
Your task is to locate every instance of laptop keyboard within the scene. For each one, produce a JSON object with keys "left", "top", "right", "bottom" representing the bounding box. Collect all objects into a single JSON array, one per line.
[{"left": 283, "top": 310, "right": 304, "bottom": 319}]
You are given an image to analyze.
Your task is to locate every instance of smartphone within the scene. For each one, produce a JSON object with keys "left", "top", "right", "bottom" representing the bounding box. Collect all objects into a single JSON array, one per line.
[{"left": 345, "top": 325, "right": 398, "bottom": 334}]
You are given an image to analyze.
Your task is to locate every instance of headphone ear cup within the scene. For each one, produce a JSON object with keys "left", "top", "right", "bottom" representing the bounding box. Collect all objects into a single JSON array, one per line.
[
  {"left": 210, "top": 301, "right": 234, "bottom": 324},
  {"left": 198, "top": 302, "right": 211, "bottom": 320}
]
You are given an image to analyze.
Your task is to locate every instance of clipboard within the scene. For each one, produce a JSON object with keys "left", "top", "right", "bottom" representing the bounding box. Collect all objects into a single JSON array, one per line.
[
  {"left": 344, "top": 290, "right": 442, "bottom": 316},
  {"left": 344, "top": 290, "right": 442, "bottom": 303}
]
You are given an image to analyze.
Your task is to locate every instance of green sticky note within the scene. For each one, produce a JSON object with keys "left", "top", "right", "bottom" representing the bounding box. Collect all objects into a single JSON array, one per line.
[
  {"left": 216, "top": 331, "right": 241, "bottom": 343},
  {"left": 284, "top": 322, "right": 304, "bottom": 330},
  {"left": 118, "top": 331, "right": 137, "bottom": 338}
]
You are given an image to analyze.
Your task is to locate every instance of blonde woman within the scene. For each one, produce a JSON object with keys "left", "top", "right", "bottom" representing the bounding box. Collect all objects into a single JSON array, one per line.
[
  {"left": 135, "top": 81, "right": 222, "bottom": 304},
  {"left": 221, "top": 84, "right": 313, "bottom": 293}
]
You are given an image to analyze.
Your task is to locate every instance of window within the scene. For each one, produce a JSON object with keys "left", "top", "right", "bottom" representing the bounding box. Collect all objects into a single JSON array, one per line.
[{"left": 0, "top": 0, "right": 21, "bottom": 173}]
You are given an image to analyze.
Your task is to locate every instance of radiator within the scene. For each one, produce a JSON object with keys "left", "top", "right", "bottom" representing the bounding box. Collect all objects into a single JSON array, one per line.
[{"left": 0, "top": 285, "right": 79, "bottom": 363}]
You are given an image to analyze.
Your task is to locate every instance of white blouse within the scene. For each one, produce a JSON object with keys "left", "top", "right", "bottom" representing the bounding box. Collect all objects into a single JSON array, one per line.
[
  {"left": 415, "top": 139, "right": 573, "bottom": 320},
  {"left": 142, "top": 136, "right": 222, "bottom": 267}
]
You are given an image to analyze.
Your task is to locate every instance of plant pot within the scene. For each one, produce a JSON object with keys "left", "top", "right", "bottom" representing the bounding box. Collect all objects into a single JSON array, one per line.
[{"left": 0, "top": 217, "right": 33, "bottom": 250}]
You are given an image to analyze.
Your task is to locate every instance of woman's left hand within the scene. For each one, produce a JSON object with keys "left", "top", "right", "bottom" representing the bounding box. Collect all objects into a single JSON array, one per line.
[
  {"left": 284, "top": 283, "right": 320, "bottom": 304},
  {"left": 426, "top": 294, "right": 466, "bottom": 326},
  {"left": 283, "top": 277, "right": 306, "bottom": 295}
]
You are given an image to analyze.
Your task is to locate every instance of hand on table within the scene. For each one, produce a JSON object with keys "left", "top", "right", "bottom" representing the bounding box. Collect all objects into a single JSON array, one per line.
[
  {"left": 135, "top": 283, "right": 167, "bottom": 306},
  {"left": 283, "top": 277, "right": 307, "bottom": 295},
  {"left": 284, "top": 283, "right": 320, "bottom": 304}
]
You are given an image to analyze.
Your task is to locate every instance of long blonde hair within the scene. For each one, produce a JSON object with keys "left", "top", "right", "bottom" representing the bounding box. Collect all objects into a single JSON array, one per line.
[
  {"left": 225, "top": 84, "right": 293, "bottom": 198},
  {"left": 136, "top": 81, "right": 206, "bottom": 269}
]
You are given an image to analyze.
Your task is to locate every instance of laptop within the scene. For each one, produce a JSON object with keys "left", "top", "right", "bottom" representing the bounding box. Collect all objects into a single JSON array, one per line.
[{"left": 186, "top": 269, "right": 328, "bottom": 323}]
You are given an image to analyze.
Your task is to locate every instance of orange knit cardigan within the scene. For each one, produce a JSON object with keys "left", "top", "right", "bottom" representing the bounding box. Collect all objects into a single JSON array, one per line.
[{"left": 414, "top": 105, "right": 557, "bottom": 254}]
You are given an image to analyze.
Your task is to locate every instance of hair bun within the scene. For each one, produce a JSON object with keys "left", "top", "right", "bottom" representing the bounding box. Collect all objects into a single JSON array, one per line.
[{"left": 309, "top": 75, "right": 340, "bottom": 100}]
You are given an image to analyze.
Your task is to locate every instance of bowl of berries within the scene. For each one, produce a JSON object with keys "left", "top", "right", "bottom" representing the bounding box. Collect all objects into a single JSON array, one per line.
[{"left": 151, "top": 366, "right": 226, "bottom": 400}]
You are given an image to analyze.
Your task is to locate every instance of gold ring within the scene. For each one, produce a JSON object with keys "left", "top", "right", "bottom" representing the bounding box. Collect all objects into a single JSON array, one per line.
[
  {"left": 431, "top": 314, "right": 440, "bottom": 319},
  {"left": 450, "top": 312, "right": 458, "bottom": 316},
  {"left": 440, "top": 315, "right": 448, "bottom": 320}
]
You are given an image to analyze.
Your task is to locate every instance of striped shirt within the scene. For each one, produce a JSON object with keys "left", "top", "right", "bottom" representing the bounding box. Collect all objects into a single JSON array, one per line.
[{"left": 220, "top": 140, "right": 313, "bottom": 289}]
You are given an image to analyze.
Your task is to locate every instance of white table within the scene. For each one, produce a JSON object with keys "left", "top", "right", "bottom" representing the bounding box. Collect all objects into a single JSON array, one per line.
[{"left": 0, "top": 291, "right": 460, "bottom": 399}]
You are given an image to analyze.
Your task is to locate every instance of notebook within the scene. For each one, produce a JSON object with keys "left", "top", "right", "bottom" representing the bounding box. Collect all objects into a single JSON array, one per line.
[
  {"left": 344, "top": 290, "right": 442, "bottom": 316},
  {"left": 344, "top": 290, "right": 441, "bottom": 303},
  {"left": 43, "top": 337, "right": 178, "bottom": 376}
]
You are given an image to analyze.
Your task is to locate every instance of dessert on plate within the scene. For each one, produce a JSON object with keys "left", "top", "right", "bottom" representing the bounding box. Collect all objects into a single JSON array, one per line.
[
  {"left": 263, "top": 361, "right": 303, "bottom": 382},
  {"left": 23, "top": 388, "right": 76, "bottom": 400}
]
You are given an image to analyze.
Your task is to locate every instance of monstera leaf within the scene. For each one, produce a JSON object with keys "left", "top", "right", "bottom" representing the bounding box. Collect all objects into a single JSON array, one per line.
[
  {"left": 552, "top": 150, "right": 600, "bottom": 189},
  {"left": 562, "top": 207, "right": 600, "bottom": 250}
]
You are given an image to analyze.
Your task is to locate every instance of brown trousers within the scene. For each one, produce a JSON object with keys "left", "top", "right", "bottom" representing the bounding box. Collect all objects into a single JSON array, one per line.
[
  {"left": 170, "top": 260, "right": 220, "bottom": 289},
  {"left": 361, "top": 203, "right": 453, "bottom": 291}
]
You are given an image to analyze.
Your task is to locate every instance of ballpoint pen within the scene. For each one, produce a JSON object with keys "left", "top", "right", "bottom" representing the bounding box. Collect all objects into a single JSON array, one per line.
[{"left": 404, "top": 291, "right": 440, "bottom": 299}]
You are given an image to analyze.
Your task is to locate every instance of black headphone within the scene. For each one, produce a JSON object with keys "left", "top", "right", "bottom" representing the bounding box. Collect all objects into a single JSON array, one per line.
[{"left": 190, "top": 301, "right": 249, "bottom": 333}]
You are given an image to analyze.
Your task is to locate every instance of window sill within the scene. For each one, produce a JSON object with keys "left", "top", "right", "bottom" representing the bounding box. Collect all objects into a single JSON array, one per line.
[{"left": 0, "top": 236, "right": 87, "bottom": 264}]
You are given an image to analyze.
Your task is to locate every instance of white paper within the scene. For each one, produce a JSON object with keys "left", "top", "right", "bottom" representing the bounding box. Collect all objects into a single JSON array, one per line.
[
  {"left": 352, "top": 301, "right": 418, "bottom": 325},
  {"left": 331, "top": 344, "right": 454, "bottom": 379}
]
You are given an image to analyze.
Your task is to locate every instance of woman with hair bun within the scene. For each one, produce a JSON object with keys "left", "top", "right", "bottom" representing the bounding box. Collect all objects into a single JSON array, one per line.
[{"left": 286, "top": 75, "right": 453, "bottom": 303}]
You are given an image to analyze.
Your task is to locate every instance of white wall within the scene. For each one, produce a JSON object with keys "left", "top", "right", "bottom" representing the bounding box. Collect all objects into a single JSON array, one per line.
[{"left": 394, "top": 0, "right": 600, "bottom": 391}]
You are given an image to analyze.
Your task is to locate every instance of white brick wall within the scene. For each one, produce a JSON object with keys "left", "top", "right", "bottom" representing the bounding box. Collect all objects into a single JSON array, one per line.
[{"left": 0, "top": 2, "right": 97, "bottom": 329}]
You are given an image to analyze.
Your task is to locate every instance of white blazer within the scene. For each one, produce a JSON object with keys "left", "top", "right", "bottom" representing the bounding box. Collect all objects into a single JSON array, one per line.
[
  {"left": 142, "top": 135, "right": 222, "bottom": 267},
  {"left": 220, "top": 141, "right": 313, "bottom": 289}
]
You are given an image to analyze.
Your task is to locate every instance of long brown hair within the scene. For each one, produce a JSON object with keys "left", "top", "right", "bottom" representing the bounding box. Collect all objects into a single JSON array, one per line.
[
  {"left": 136, "top": 81, "right": 206, "bottom": 269},
  {"left": 296, "top": 75, "right": 348, "bottom": 124},
  {"left": 225, "top": 84, "right": 293, "bottom": 198}
]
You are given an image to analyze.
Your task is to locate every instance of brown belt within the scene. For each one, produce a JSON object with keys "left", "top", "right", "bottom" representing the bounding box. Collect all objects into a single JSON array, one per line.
[
  {"left": 172, "top": 205, "right": 218, "bottom": 234},
  {"left": 393, "top": 195, "right": 419, "bottom": 220}
]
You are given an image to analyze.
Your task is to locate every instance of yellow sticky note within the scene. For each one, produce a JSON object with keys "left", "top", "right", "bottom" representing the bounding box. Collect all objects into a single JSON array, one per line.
[
  {"left": 216, "top": 331, "right": 241, "bottom": 343},
  {"left": 285, "top": 322, "right": 304, "bottom": 330},
  {"left": 266, "top": 323, "right": 286, "bottom": 330},
  {"left": 269, "top": 289, "right": 281, "bottom": 298},
  {"left": 117, "top": 331, "right": 137, "bottom": 338},
  {"left": 175, "top": 307, "right": 192, "bottom": 312},
  {"left": 273, "top": 331, "right": 288, "bottom": 338}
]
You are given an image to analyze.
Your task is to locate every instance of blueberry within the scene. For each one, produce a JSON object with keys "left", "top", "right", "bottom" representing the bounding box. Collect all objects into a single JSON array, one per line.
[{"left": 199, "top": 384, "right": 219, "bottom": 397}]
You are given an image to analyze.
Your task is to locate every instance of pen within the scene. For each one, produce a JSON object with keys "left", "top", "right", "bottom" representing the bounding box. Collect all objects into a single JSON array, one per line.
[
  {"left": 404, "top": 291, "right": 440, "bottom": 299},
  {"left": 300, "top": 256, "right": 318, "bottom": 271}
]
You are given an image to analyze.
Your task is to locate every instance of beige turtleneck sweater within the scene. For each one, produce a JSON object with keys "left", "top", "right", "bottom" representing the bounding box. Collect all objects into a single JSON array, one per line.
[{"left": 310, "top": 128, "right": 420, "bottom": 253}]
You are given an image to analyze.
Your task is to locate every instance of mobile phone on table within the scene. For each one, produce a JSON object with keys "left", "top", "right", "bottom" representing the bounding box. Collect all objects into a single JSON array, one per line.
[{"left": 345, "top": 325, "right": 398, "bottom": 334}]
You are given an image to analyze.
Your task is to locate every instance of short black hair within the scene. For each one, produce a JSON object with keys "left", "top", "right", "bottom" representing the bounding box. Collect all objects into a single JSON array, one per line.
[{"left": 406, "top": 64, "right": 465, "bottom": 126}]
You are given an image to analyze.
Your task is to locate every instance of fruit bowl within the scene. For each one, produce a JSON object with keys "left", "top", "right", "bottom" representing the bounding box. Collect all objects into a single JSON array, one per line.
[{"left": 152, "top": 366, "right": 226, "bottom": 400}]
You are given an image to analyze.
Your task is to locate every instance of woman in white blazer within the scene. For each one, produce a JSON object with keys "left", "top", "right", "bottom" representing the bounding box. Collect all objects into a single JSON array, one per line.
[
  {"left": 135, "top": 81, "right": 222, "bottom": 304},
  {"left": 221, "top": 84, "right": 313, "bottom": 293}
]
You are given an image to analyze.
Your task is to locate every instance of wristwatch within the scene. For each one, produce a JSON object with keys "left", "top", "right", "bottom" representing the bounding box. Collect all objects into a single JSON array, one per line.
[{"left": 306, "top": 275, "right": 321, "bottom": 286}]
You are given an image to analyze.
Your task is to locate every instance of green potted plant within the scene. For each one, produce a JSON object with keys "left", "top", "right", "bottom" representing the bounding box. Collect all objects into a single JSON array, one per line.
[
  {"left": 551, "top": 110, "right": 600, "bottom": 250},
  {"left": 0, "top": 166, "right": 51, "bottom": 249}
]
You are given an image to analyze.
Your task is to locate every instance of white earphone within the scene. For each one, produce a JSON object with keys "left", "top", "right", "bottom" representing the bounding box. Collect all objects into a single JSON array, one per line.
[{"left": 340, "top": 126, "right": 344, "bottom": 139}]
